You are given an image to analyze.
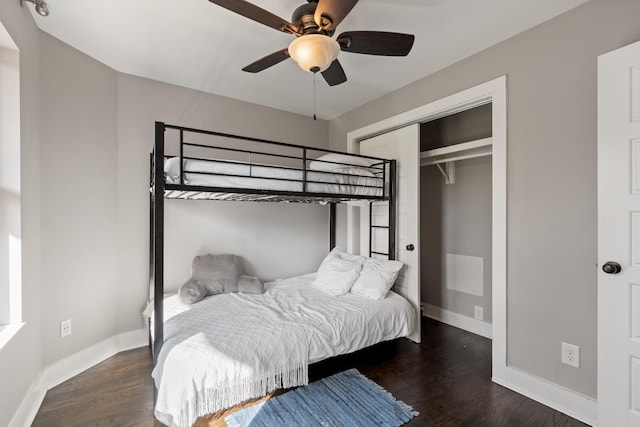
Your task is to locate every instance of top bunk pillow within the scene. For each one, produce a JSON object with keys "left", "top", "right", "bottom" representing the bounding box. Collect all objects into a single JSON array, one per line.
[
  {"left": 164, "top": 157, "right": 253, "bottom": 184},
  {"left": 350, "top": 258, "right": 403, "bottom": 300},
  {"left": 164, "top": 157, "right": 181, "bottom": 182},
  {"left": 309, "top": 153, "right": 376, "bottom": 177}
]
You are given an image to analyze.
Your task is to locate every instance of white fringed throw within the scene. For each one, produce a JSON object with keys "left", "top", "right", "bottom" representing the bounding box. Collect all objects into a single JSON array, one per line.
[{"left": 152, "top": 292, "right": 309, "bottom": 427}]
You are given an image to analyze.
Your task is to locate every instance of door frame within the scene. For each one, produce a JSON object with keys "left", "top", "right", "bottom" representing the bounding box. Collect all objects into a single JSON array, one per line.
[{"left": 346, "top": 76, "right": 508, "bottom": 382}]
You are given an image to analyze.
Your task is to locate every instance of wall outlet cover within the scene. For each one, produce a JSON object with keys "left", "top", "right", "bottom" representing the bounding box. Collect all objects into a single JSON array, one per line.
[
  {"left": 60, "top": 319, "right": 72, "bottom": 338},
  {"left": 474, "top": 305, "right": 484, "bottom": 320},
  {"left": 561, "top": 342, "right": 580, "bottom": 368}
]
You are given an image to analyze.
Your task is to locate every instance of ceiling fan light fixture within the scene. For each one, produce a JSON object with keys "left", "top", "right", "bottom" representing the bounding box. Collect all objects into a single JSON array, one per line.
[{"left": 288, "top": 34, "right": 339, "bottom": 73}]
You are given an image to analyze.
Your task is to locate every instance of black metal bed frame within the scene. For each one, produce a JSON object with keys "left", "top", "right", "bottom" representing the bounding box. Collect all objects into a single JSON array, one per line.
[{"left": 149, "top": 121, "right": 397, "bottom": 361}]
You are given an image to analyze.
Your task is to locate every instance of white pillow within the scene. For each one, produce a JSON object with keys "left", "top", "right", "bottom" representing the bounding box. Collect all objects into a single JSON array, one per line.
[
  {"left": 164, "top": 157, "right": 181, "bottom": 182},
  {"left": 350, "top": 258, "right": 403, "bottom": 300},
  {"left": 318, "top": 247, "right": 365, "bottom": 274},
  {"left": 309, "top": 153, "right": 376, "bottom": 175},
  {"left": 314, "top": 257, "right": 362, "bottom": 296}
]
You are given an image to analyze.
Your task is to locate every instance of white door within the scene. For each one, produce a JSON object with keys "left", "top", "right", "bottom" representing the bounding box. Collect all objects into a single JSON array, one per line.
[
  {"left": 360, "top": 124, "right": 421, "bottom": 343},
  {"left": 597, "top": 39, "right": 640, "bottom": 426}
]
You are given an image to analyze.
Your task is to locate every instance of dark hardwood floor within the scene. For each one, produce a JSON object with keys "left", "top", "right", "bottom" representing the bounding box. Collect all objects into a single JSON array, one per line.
[{"left": 32, "top": 318, "right": 588, "bottom": 426}]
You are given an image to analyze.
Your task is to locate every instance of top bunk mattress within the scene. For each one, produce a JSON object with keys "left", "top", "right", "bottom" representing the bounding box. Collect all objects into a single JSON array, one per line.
[{"left": 163, "top": 157, "right": 384, "bottom": 198}]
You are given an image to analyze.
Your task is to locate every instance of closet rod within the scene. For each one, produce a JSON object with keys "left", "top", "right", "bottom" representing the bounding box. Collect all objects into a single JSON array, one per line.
[{"left": 422, "top": 150, "right": 491, "bottom": 166}]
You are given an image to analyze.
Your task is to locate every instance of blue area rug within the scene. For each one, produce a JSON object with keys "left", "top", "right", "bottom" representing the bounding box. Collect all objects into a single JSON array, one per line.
[{"left": 224, "top": 368, "right": 418, "bottom": 427}]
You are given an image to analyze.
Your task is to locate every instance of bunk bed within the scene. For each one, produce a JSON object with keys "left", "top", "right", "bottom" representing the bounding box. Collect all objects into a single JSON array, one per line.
[{"left": 149, "top": 122, "right": 413, "bottom": 427}]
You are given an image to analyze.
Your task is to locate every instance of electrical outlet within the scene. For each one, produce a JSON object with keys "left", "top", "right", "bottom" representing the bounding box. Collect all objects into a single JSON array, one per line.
[
  {"left": 561, "top": 342, "right": 580, "bottom": 368},
  {"left": 474, "top": 306, "right": 483, "bottom": 321},
  {"left": 60, "top": 319, "right": 72, "bottom": 338}
]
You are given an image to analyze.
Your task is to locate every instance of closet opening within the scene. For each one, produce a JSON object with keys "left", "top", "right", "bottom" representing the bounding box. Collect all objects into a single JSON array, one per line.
[
  {"left": 420, "top": 103, "right": 493, "bottom": 339},
  {"left": 347, "top": 76, "right": 506, "bottom": 380}
]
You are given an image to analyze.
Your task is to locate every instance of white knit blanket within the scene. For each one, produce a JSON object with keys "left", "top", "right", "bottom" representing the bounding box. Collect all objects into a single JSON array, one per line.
[{"left": 152, "top": 292, "right": 309, "bottom": 427}]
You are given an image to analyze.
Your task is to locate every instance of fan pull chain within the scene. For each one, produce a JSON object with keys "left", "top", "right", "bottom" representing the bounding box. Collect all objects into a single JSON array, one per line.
[{"left": 313, "top": 72, "right": 317, "bottom": 121}]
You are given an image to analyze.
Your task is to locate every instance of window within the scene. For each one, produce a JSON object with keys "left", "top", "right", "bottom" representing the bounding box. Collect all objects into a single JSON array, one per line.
[{"left": 0, "top": 22, "right": 22, "bottom": 346}]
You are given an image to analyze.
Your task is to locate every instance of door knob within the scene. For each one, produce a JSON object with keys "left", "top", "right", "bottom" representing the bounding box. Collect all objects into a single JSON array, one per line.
[
  {"left": 406, "top": 244, "right": 415, "bottom": 251},
  {"left": 602, "top": 261, "right": 622, "bottom": 274}
]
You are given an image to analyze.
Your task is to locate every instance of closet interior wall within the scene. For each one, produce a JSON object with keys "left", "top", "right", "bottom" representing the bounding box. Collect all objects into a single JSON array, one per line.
[{"left": 420, "top": 104, "right": 494, "bottom": 325}]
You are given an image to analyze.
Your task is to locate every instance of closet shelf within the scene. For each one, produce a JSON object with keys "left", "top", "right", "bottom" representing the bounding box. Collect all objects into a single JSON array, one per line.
[{"left": 420, "top": 137, "right": 492, "bottom": 166}]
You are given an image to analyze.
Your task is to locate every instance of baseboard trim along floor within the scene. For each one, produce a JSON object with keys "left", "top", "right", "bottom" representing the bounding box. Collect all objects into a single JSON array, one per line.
[{"left": 9, "top": 328, "right": 148, "bottom": 427}]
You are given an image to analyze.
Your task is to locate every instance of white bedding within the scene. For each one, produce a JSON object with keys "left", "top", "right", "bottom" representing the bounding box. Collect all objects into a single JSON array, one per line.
[
  {"left": 151, "top": 273, "right": 415, "bottom": 426},
  {"left": 164, "top": 157, "right": 384, "bottom": 197},
  {"left": 260, "top": 274, "right": 415, "bottom": 363},
  {"left": 153, "top": 289, "right": 308, "bottom": 427}
]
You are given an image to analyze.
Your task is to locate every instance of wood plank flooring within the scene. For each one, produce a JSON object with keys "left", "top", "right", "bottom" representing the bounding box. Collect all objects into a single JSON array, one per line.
[{"left": 32, "top": 318, "right": 588, "bottom": 426}]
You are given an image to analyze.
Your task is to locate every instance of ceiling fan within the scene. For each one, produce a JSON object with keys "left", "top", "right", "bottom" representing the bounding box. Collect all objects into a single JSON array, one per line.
[{"left": 208, "top": 0, "right": 415, "bottom": 86}]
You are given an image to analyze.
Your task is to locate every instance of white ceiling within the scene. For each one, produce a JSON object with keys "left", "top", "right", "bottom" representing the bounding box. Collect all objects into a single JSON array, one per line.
[{"left": 27, "top": 0, "right": 589, "bottom": 120}]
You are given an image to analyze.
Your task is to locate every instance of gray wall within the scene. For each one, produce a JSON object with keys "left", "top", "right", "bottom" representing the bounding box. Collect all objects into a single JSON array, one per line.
[
  {"left": 329, "top": 0, "right": 640, "bottom": 399},
  {"left": 421, "top": 156, "right": 493, "bottom": 321},
  {"left": 39, "top": 32, "right": 120, "bottom": 366}
]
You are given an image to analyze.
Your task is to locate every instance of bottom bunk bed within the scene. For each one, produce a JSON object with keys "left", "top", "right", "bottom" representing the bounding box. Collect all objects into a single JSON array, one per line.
[{"left": 147, "top": 251, "right": 416, "bottom": 427}]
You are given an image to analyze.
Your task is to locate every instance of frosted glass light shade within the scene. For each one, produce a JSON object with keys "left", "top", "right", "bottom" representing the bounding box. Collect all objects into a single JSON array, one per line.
[{"left": 288, "top": 34, "right": 340, "bottom": 73}]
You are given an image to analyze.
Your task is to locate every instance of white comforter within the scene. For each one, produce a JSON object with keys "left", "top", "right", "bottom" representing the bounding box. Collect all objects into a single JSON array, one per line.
[
  {"left": 153, "top": 292, "right": 308, "bottom": 427},
  {"left": 152, "top": 273, "right": 415, "bottom": 426},
  {"left": 257, "top": 274, "right": 415, "bottom": 363}
]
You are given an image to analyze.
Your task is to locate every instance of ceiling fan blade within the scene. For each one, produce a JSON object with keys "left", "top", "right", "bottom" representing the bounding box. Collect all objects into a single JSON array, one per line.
[
  {"left": 242, "top": 48, "right": 290, "bottom": 73},
  {"left": 314, "top": 0, "right": 359, "bottom": 32},
  {"left": 321, "top": 59, "right": 347, "bottom": 86},
  {"left": 337, "top": 31, "right": 415, "bottom": 56},
  {"left": 209, "top": 0, "right": 298, "bottom": 34}
]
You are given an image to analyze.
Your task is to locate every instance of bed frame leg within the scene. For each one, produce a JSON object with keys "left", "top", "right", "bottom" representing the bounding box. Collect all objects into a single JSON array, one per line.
[{"left": 329, "top": 203, "right": 336, "bottom": 251}]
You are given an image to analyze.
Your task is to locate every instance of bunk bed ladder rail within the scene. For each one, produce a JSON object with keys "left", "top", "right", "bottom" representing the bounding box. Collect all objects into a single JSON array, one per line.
[{"left": 368, "top": 159, "right": 397, "bottom": 261}]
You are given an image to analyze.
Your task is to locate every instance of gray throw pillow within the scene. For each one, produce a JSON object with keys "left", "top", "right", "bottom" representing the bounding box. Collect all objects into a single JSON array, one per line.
[
  {"left": 178, "top": 254, "right": 264, "bottom": 304},
  {"left": 192, "top": 253, "right": 241, "bottom": 294},
  {"left": 238, "top": 275, "right": 265, "bottom": 294},
  {"left": 178, "top": 279, "right": 207, "bottom": 304}
]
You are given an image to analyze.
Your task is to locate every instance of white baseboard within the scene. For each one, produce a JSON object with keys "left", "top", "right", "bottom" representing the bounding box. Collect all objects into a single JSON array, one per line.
[
  {"left": 493, "top": 367, "right": 598, "bottom": 426},
  {"left": 8, "top": 372, "right": 46, "bottom": 427},
  {"left": 422, "top": 303, "right": 493, "bottom": 339},
  {"left": 9, "top": 328, "right": 148, "bottom": 427}
]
